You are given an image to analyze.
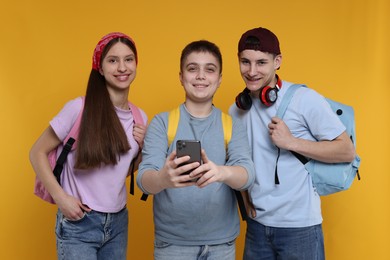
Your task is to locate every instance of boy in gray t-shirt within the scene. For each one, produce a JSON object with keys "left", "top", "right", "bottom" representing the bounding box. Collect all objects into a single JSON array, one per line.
[{"left": 137, "top": 40, "right": 254, "bottom": 260}]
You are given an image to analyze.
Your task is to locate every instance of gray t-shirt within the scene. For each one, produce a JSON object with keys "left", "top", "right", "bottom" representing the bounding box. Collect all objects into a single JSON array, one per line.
[{"left": 137, "top": 104, "right": 254, "bottom": 245}]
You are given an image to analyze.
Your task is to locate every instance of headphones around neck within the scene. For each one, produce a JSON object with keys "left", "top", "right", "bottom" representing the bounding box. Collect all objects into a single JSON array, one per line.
[{"left": 235, "top": 75, "right": 282, "bottom": 110}]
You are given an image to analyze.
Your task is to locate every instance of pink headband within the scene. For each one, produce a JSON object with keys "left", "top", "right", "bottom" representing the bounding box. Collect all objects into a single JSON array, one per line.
[{"left": 92, "top": 32, "right": 137, "bottom": 71}]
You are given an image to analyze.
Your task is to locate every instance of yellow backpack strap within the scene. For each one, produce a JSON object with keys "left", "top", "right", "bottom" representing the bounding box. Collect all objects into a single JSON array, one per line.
[
  {"left": 168, "top": 108, "right": 231, "bottom": 148},
  {"left": 221, "top": 112, "right": 232, "bottom": 148},
  {"left": 167, "top": 106, "right": 180, "bottom": 146}
]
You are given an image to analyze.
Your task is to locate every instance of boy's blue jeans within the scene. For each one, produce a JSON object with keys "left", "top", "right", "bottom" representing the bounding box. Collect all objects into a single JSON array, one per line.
[
  {"left": 154, "top": 238, "right": 236, "bottom": 260},
  {"left": 55, "top": 208, "right": 128, "bottom": 260},
  {"left": 243, "top": 218, "right": 325, "bottom": 260}
]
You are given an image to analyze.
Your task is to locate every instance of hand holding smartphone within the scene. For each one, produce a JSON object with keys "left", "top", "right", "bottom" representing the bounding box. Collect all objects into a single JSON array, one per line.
[{"left": 176, "top": 140, "right": 201, "bottom": 176}]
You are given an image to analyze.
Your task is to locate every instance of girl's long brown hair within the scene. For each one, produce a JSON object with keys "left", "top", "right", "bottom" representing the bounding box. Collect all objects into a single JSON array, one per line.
[{"left": 75, "top": 37, "right": 137, "bottom": 169}]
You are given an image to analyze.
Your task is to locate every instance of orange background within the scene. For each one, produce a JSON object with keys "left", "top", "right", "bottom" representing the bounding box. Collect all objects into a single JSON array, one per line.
[{"left": 0, "top": 0, "right": 389, "bottom": 259}]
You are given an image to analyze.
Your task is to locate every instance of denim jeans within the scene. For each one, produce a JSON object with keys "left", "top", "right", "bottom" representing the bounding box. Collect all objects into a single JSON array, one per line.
[
  {"left": 154, "top": 238, "right": 236, "bottom": 260},
  {"left": 55, "top": 208, "right": 128, "bottom": 260},
  {"left": 243, "top": 218, "right": 325, "bottom": 260}
]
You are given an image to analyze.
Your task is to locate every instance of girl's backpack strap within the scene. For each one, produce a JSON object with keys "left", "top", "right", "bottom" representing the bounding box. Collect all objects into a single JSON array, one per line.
[
  {"left": 129, "top": 102, "right": 145, "bottom": 125},
  {"left": 64, "top": 96, "right": 85, "bottom": 150},
  {"left": 128, "top": 101, "right": 146, "bottom": 197}
]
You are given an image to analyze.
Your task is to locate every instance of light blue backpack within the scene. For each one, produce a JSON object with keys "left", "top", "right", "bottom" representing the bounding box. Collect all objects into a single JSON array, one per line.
[{"left": 276, "top": 84, "right": 361, "bottom": 196}]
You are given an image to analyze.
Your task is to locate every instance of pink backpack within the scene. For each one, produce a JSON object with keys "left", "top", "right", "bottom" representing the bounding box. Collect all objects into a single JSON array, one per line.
[{"left": 34, "top": 97, "right": 145, "bottom": 204}]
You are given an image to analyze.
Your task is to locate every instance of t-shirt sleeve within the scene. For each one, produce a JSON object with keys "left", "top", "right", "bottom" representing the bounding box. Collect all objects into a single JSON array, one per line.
[
  {"left": 49, "top": 97, "right": 83, "bottom": 141},
  {"left": 225, "top": 116, "right": 255, "bottom": 190},
  {"left": 298, "top": 88, "right": 346, "bottom": 141},
  {"left": 136, "top": 112, "right": 168, "bottom": 193}
]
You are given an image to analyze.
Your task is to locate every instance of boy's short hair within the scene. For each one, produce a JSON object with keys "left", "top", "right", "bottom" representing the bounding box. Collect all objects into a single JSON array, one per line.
[
  {"left": 238, "top": 27, "right": 281, "bottom": 55},
  {"left": 180, "top": 40, "right": 222, "bottom": 73}
]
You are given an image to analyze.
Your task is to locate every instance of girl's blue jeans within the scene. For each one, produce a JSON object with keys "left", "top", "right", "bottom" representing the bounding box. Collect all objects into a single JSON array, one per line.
[{"left": 55, "top": 207, "right": 128, "bottom": 260}]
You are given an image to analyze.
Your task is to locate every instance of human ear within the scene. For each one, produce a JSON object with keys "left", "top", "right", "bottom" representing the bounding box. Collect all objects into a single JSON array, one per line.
[
  {"left": 217, "top": 73, "right": 222, "bottom": 88},
  {"left": 274, "top": 55, "right": 282, "bottom": 70},
  {"left": 179, "top": 71, "right": 184, "bottom": 86}
]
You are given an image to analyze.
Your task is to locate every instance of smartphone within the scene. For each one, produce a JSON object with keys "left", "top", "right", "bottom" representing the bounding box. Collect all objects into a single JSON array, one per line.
[{"left": 176, "top": 140, "right": 201, "bottom": 175}]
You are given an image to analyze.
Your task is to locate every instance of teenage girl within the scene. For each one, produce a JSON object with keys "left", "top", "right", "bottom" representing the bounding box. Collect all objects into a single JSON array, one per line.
[{"left": 29, "top": 32, "right": 147, "bottom": 260}]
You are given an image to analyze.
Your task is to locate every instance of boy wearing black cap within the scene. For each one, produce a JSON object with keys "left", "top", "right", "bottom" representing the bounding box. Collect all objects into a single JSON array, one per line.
[{"left": 229, "top": 27, "right": 355, "bottom": 259}]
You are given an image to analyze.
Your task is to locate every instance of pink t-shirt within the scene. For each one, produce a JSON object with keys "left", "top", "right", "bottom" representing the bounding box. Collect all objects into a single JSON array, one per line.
[{"left": 50, "top": 97, "right": 147, "bottom": 213}]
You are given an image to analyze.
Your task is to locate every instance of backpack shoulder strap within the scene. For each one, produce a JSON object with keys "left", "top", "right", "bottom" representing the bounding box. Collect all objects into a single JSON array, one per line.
[
  {"left": 167, "top": 108, "right": 232, "bottom": 147},
  {"left": 221, "top": 112, "right": 232, "bottom": 148},
  {"left": 128, "top": 102, "right": 146, "bottom": 196},
  {"left": 167, "top": 106, "right": 180, "bottom": 146},
  {"left": 53, "top": 97, "right": 85, "bottom": 184},
  {"left": 274, "top": 85, "right": 310, "bottom": 185},
  {"left": 64, "top": 96, "right": 85, "bottom": 150},
  {"left": 276, "top": 84, "right": 306, "bottom": 119},
  {"left": 129, "top": 102, "right": 145, "bottom": 125}
]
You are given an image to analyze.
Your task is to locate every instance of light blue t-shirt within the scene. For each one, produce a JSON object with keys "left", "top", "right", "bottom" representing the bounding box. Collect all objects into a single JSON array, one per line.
[
  {"left": 229, "top": 81, "right": 345, "bottom": 228},
  {"left": 137, "top": 104, "right": 255, "bottom": 245}
]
